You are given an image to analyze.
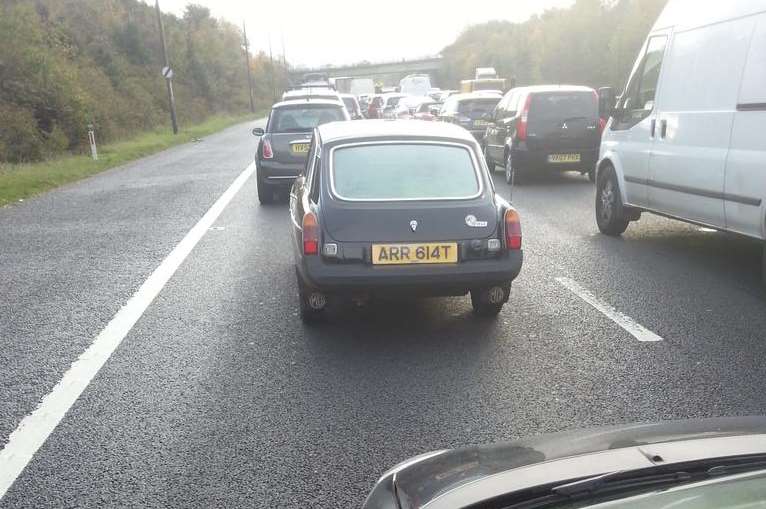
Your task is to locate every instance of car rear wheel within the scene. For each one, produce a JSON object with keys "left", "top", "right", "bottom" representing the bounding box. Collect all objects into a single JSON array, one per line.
[
  {"left": 595, "top": 166, "right": 629, "bottom": 236},
  {"left": 484, "top": 147, "right": 496, "bottom": 172},
  {"left": 471, "top": 285, "right": 510, "bottom": 316},
  {"left": 587, "top": 167, "right": 596, "bottom": 183},
  {"left": 258, "top": 180, "right": 274, "bottom": 205}
]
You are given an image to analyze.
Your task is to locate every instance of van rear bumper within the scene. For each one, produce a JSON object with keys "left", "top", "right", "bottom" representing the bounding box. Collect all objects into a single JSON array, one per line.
[{"left": 512, "top": 146, "right": 598, "bottom": 172}]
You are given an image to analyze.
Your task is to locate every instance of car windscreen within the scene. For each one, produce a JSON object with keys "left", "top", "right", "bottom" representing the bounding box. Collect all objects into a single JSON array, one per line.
[
  {"left": 331, "top": 143, "right": 479, "bottom": 200},
  {"left": 530, "top": 91, "right": 597, "bottom": 124},
  {"left": 271, "top": 106, "right": 345, "bottom": 133},
  {"left": 387, "top": 97, "right": 402, "bottom": 108},
  {"left": 458, "top": 98, "right": 501, "bottom": 119}
]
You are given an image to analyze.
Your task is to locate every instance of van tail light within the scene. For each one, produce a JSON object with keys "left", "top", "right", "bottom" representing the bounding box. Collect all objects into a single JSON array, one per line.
[
  {"left": 516, "top": 95, "right": 532, "bottom": 141},
  {"left": 302, "top": 212, "right": 319, "bottom": 255},
  {"left": 262, "top": 138, "right": 274, "bottom": 159},
  {"left": 504, "top": 209, "right": 522, "bottom": 250}
]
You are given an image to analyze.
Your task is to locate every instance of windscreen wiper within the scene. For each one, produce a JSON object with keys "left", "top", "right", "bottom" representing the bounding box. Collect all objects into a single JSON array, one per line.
[{"left": 551, "top": 470, "right": 692, "bottom": 498}]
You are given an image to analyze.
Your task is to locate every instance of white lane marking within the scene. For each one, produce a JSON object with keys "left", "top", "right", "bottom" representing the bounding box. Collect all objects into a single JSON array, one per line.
[
  {"left": 0, "top": 162, "right": 255, "bottom": 499},
  {"left": 556, "top": 277, "right": 663, "bottom": 342}
]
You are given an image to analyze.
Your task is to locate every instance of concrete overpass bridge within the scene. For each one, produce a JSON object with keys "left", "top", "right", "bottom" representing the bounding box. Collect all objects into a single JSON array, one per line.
[{"left": 290, "top": 56, "right": 443, "bottom": 86}]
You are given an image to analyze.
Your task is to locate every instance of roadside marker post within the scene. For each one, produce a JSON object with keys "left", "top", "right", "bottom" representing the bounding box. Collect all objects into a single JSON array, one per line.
[{"left": 87, "top": 124, "right": 98, "bottom": 161}]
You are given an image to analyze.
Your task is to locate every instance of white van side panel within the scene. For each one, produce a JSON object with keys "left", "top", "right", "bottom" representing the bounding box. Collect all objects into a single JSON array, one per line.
[
  {"left": 653, "top": 0, "right": 766, "bottom": 32},
  {"left": 647, "top": 17, "right": 754, "bottom": 227},
  {"left": 724, "top": 13, "right": 766, "bottom": 240}
]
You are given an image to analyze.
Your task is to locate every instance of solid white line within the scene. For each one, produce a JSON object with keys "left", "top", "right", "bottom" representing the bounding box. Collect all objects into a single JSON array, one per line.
[
  {"left": 556, "top": 277, "right": 663, "bottom": 342},
  {"left": 0, "top": 162, "right": 255, "bottom": 499}
]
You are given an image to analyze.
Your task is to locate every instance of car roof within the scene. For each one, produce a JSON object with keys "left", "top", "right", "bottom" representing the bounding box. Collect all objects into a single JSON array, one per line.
[
  {"left": 449, "top": 92, "right": 503, "bottom": 102},
  {"left": 272, "top": 99, "right": 345, "bottom": 109},
  {"left": 317, "top": 119, "right": 476, "bottom": 143},
  {"left": 283, "top": 89, "right": 338, "bottom": 98},
  {"left": 511, "top": 85, "right": 596, "bottom": 94}
]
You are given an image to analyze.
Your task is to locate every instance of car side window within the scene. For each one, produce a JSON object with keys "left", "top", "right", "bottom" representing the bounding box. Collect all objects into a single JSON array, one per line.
[{"left": 612, "top": 35, "right": 668, "bottom": 131}]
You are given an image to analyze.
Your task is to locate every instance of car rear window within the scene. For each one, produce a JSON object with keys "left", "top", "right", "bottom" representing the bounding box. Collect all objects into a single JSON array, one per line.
[
  {"left": 331, "top": 143, "right": 479, "bottom": 200},
  {"left": 271, "top": 106, "right": 345, "bottom": 133},
  {"left": 530, "top": 92, "right": 597, "bottom": 123},
  {"left": 341, "top": 97, "right": 356, "bottom": 112},
  {"left": 458, "top": 98, "right": 501, "bottom": 119}
]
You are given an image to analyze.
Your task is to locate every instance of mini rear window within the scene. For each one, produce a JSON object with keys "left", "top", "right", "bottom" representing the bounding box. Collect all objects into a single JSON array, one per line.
[{"left": 331, "top": 143, "right": 479, "bottom": 200}]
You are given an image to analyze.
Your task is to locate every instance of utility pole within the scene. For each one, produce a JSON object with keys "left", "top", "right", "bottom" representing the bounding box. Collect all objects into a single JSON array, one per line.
[
  {"left": 243, "top": 22, "right": 255, "bottom": 113},
  {"left": 268, "top": 34, "right": 276, "bottom": 102},
  {"left": 155, "top": 0, "right": 178, "bottom": 134},
  {"left": 281, "top": 32, "right": 287, "bottom": 67}
]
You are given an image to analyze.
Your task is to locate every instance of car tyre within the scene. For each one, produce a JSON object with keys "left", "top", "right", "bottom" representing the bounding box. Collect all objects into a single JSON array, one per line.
[
  {"left": 595, "top": 165, "right": 630, "bottom": 236},
  {"left": 471, "top": 286, "right": 509, "bottom": 316},
  {"left": 484, "top": 147, "right": 496, "bottom": 172},
  {"left": 587, "top": 167, "right": 596, "bottom": 183},
  {"left": 258, "top": 179, "right": 274, "bottom": 205},
  {"left": 505, "top": 150, "right": 523, "bottom": 185}
]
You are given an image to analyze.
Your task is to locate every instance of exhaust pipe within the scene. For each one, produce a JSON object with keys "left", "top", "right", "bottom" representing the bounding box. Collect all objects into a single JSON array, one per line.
[
  {"left": 307, "top": 292, "right": 327, "bottom": 311},
  {"left": 486, "top": 286, "right": 506, "bottom": 305}
]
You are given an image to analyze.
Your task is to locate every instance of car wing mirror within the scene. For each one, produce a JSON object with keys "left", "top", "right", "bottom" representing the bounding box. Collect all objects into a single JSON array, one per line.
[{"left": 252, "top": 127, "right": 265, "bottom": 136}]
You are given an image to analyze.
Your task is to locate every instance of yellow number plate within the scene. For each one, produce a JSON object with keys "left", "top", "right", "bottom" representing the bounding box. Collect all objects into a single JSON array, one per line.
[
  {"left": 291, "top": 143, "right": 310, "bottom": 154},
  {"left": 372, "top": 242, "right": 458, "bottom": 265},
  {"left": 548, "top": 153, "right": 581, "bottom": 163}
]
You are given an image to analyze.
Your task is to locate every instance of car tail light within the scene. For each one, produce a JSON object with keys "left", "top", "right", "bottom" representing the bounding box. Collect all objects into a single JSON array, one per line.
[
  {"left": 504, "top": 209, "right": 522, "bottom": 250},
  {"left": 262, "top": 138, "right": 274, "bottom": 159},
  {"left": 302, "top": 212, "right": 319, "bottom": 255},
  {"left": 598, "top": 117, "right": 607, "bottom": 133},
  {"left": 517, "top": 95, "right": 532, "bottom": 141}
]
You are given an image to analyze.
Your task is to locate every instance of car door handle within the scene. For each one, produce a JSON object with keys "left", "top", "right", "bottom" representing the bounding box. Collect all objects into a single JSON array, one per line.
[
  {"left": 650, "top": 119, "right": 656, "bottom": 138},
  {"left": 660, "top": 119, "right": 667, "bottom": 139}
]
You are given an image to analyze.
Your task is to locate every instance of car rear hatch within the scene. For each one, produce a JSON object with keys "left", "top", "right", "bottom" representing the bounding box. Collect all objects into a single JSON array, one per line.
[
  {"left": 526, "top": 91, "right": 600, "bottom": 152},
  {"left": 268, "top": 132, "right": 313, "bottom": 166},
  {"left": 459, "top": 98, "right": 500, "bottom": 131},
  {"left": 320, "top": 141, "right": 498, "bottom": 255}
]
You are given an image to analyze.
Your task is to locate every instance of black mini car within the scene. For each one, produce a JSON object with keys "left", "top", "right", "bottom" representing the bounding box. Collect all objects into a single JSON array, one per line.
[
  {"left": 289, "top": 120, "right": 523, "bottom": 321},
  {"left": 253, "top": 98, "right": 349, "bottom": 204}
]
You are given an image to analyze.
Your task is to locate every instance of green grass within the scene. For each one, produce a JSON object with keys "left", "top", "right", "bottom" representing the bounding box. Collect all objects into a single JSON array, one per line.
[{"left": 0, "top": 112, "right": 264, "bottom": 207}]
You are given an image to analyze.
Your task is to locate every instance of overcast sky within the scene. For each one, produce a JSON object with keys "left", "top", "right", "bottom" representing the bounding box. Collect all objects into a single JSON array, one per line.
[{"left": 150, "top": 0, "right": 574, "bottom": 68}]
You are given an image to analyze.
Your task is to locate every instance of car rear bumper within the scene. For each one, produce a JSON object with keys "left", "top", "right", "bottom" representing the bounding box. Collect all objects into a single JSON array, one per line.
[
  {"left": 512, "top": 145, "right": 598, "bottom": 171},
  {"left": 298, "top": 251, "right": 523, "bottom": 296},
  {"left": 257, "top": 160, "right": 302, "bottom": 186}
]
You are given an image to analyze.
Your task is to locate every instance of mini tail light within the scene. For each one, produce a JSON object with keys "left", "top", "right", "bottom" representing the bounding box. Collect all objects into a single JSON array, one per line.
[
  {"left": 504, "top": 209, "right": 522, "bottom": 250},
  {"left": 302, "top": 212, "right": 319, "bottom": 255},
  {"left": 262, "top": 139, "right": 274, "bottom": 159},
  {"left": 517, "top": 94, "right": 532, "bottom": 141}
]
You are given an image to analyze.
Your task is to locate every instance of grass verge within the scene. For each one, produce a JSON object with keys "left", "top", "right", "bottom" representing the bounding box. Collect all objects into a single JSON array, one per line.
[{"left": 0, "top": 112, "right": 263, "bottom": 207}]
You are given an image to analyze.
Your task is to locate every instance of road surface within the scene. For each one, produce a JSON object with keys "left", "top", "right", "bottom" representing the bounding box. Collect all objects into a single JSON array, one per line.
[{"left": 1, "top": 121, "right": 765, "bottom": 508}]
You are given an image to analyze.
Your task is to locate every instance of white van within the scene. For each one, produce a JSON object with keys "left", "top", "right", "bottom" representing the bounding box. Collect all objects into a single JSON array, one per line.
[
  {"left": 595, "top": 0, "right": 766, "bottom": 277},
  {"left": 399, "top": 74, "right": 432, "bottom": 96}
]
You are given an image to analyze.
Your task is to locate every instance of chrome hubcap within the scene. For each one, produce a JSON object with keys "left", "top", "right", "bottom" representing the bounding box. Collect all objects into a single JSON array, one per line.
[{"left": 600, "top": 180, "right": 614, "bottom": 220}]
